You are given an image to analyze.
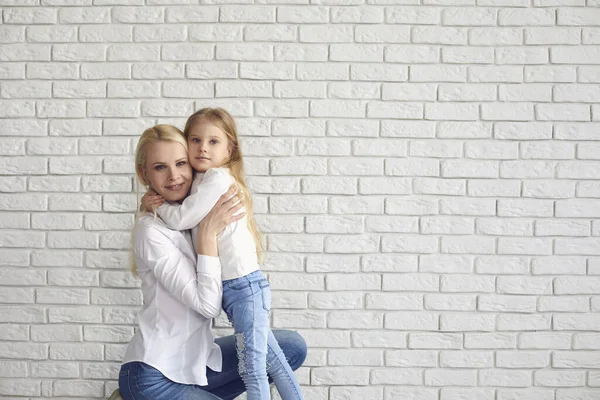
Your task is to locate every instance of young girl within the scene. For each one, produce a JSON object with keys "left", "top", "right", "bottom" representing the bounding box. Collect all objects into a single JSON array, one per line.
[{"left": 143, "top": 108, "right": 304, "bottom": 400}]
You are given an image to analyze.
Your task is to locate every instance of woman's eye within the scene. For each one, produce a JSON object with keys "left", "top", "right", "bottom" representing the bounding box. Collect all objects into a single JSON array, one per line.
[
  {"left": 176, "top": 161, "right": 187, "bottom": 167},
  {"left": 155, "top": 165, "right": 165, "bottom": 170}
]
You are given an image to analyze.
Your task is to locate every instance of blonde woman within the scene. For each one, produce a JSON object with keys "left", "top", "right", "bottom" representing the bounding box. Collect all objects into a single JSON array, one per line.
[{"left": 118, "top": 124, "right": 306, "bottom": 400}]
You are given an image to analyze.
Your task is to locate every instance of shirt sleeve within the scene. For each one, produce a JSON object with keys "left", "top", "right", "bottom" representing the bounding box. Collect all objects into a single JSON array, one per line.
[
  {"left": 134, "top": 224, "right": 223, "bottom": 318},
  {"left": 157, "top": 168, "right": 233, "bottom": 231}
]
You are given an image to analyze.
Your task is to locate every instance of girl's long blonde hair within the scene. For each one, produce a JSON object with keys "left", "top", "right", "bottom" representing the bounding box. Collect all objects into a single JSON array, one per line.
[
  {"left": 184, "top": 107, "right": 264, "bottom": 263},
  {"left": 131, "top": 124, "right": 188, "bottom": 275}
]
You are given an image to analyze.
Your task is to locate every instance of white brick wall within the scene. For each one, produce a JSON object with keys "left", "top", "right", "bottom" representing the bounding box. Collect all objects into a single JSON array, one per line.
[{"left": 0, "top": 1, "right": 599, "bottom": 399}]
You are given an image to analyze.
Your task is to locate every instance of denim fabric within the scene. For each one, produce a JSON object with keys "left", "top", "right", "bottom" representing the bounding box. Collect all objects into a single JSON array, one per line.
[
  {"left": 118, "top": 330, "right": 307, "bottom": 400},
  {"left": 222, "top": 270, "right": 304, "bottom": 400}
]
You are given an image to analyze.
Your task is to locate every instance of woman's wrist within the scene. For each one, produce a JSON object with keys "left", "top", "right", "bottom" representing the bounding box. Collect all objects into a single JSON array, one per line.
[{"left": 197, "top": 226, "right": 218, "bottom": 257}]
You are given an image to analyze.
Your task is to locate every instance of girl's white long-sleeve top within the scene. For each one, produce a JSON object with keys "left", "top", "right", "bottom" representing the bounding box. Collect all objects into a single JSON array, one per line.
[
  {"left": 122, "top": 213, "right": 223, "bottom": 386},
  {"left": 156, "top": 167, "right": 259, "bottom": 281}
]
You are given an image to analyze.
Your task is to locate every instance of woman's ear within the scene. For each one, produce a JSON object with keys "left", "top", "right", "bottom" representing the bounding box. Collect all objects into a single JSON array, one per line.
[{"left": 142, "top": 167, "right": 149, "bottom": 184}]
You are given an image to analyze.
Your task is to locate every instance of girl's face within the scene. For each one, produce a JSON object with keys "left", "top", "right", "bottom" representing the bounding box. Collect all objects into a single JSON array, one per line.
[
  {"left": 187, "top": 121, "right": 232, "bottom": 173},
  {"left": 143, "top": 141, "right": 192, "bottom": 203}
]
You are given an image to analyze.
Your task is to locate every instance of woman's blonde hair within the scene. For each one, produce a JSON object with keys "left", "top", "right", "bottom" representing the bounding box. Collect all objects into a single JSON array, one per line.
[
  {"left": 184, "top": 107, "right": 264, "bottom": 263},
  {"left": 130, "top": 124, "right": 188, "bottom": 275}
]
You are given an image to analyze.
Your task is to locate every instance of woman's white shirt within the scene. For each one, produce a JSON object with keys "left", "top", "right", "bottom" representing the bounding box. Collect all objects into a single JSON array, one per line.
[
  {"left": 122, "top": 213, "right": 222, "bottom": 386},
  {"left": 157, "top": 167, "right": 259, "bottom": 281}
]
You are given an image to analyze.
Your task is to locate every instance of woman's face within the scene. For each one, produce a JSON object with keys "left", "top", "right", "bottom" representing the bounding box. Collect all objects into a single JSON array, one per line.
[{"left": 143, "top": 141, "right": 192, "bottom": 203}]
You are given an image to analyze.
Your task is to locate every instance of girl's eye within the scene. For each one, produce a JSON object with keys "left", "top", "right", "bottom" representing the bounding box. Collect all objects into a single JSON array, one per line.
[
  {"left": 191, "top": 138, "right": 200, "bottom": 143},
  {"left": 210, "top": 139, "right": 218, "bottom": 145}
]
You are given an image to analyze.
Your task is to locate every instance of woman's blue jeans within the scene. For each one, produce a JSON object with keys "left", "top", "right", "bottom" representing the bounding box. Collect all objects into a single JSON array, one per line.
[
  {"left": 222, "top": 270, "right": 304, "bottom": 400},
  {"left": 118, "top": 330, "right": 307, "bottom": 400}
]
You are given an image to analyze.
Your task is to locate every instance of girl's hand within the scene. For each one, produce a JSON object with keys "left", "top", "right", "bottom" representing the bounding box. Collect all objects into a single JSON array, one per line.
[
  {"left": 141, "top": 190, "right": 165, "bottom": 212},
  {"left": 197, "top": 186, "right": 245, "bottom": 255}
]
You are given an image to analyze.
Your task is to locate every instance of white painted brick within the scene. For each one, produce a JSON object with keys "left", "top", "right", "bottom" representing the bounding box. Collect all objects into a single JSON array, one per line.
[
  {"left": 385, "top": 197, "right": 438, "bottom": 216},
  {"left": 500, "top": 161, "right": 555, "bottom": 179},
  {"left": 0, "top": 25, "right": 26, "bottom": 43},
  {"left": 368, "top": 101, "right": 423, "bottom": 119},
  {"left": 479, "top": 369, "right": 532, "bottom": 387},
  {"left": 27, "top": 25, "right": 77, "bottom": 43},
  {"left": 469, "top": 28, "right": 523, "bottom": 46},
  {"left": 297, "top": 138, "right": 350, "bottom": 156},
  {"left": 381, "top": 84, "right": 434, "bottom": 102},
  {"left": 412, "top": 65, "right": 467, "bottom": 83},
  {"left": 312, "top": 367, "right": 369, "bottom": 385},
  {"left": 267, "top": 234, "right": 324, "bottom": 253},
  {"left": 112, "top": 6, "right": 163, "bottom": 23},
  {"left": 306, "top": 254, "right": 359, "bottom": 273},
  {"left": 301, "top": 176, "right": 355, "bottom": 193},
  {"left": 0, "top": 360, "right": 27, "bottom": 378},
  {"left": 558, "top": 8, "right": 600, "bottom": 26},
  {"left": 53, "top": 380, "right": 104, "bottom": 397},
  {"left": 385, "top": 46, "right": 437, "bottom": 66},
  {"left": 309, "top": 292, "right": 362, "bottom": 309},
  {"left": 2, "top": 45, "right": 50, "bottom": 63},
  {"left": 353, "top": 331, "right": 407, "bottom": 350},
  {"left": 498, "top": 388, "right": 555, "bottom": 400},
  {"left": 526, "top": 27, "right": 581, "bottom": 45},
  {"left": 330, "top": 44, "right": 384, "bottom": 62},
  {"left": 165, "top": 6, "right": 218, "bottom": 22},
  {"left": 584, "top": 28, "right": 600, "bottom": 45},
  {"left": 441, "top": 388, "right": 495, "bottom": 400},
  {"left": 38, "top": 99, "right": 85, "bottom": 118},
  {"left": 421, "top": 254, "right": 472, "bottom": 273},
  {"left": 81, "top": 63, "right": 130, "bottom": 80},
  {"left": 385, "top": 6, "right": 440, "bottom": 24},
  {"left": 4, "top": 8, "right": 56, "bottom": 24},
  {"left": 330, "top": 386, "right": 383, "bottom": 400},
  {"left": 351, "top": 63, "right": 408, "bottom": 82},
  {"left": 134, "top": 24, "right": 186, "bottom": 42},
  {"left": 255, "top": 99, "right": 307, "bottom": 118},
  {"left": 329, "top": 81, "right": 380, "bottom": 99},
  {"left": 0, "top": 63, "right": 25, "bottom": 79},
  {"left": 477, "top": 218, "right": 532, "bottom": 236},
  {"left": 325, "top": 234, "right": 379, "bottom": 253},
  {"left": 1, "top": 81, "right": 51, "bottom": 99},
  {"left": 306, "top": 216, "right": 363, "bottom": 234},
  {"left": 49, "top": 343, "right": 102, "bottom": 361},
  {"left": 268, "top": 273, "right": 324, "bottom": 291},
  {"left": 80, "top": 25, "right": 132, "bottom": 42},
  {"left": 436, "top": 121, "right": 488, "bottom": 139},
  {"left": 386, "top": 312, "right": 438, "bottom": 330}
]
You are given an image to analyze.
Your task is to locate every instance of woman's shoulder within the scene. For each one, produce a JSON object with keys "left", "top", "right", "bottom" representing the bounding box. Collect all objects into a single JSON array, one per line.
[
  {"left": 134, "top": 214, "right": 171, "bottom": 241},
  {"left": 133, "top": 214, "right": 180, "bottom": 257}
]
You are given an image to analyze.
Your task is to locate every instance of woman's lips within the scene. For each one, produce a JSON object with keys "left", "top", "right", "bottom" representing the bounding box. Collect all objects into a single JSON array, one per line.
[{"left": 166, "top": 183, "right": 184, "bottom": 191}]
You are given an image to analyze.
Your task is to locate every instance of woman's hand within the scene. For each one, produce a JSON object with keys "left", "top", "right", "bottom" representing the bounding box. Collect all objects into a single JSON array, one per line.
[
  {"left": 197, "top": 185, "right": 245, "bottom": 256},
  {"left": 141, "top": 190, "right": 164, "bottom": 212}
]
